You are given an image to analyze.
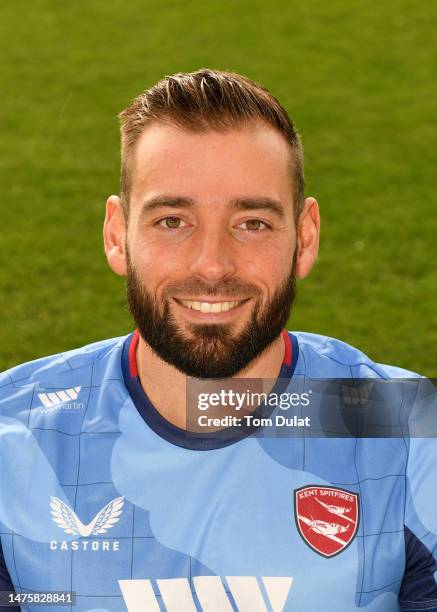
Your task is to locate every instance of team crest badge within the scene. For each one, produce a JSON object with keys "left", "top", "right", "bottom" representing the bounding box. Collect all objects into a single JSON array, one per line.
[{"left": 294, "top": 485, "right": 359, "bottom": 557}]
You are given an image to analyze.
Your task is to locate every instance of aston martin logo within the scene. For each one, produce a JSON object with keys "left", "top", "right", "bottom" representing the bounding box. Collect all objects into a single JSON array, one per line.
[{"left": 50, "top": 496, "right": 125, "bottom": 537}]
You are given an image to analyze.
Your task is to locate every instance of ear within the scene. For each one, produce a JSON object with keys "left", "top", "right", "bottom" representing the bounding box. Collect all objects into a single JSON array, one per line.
[
  {"left": 295, "top": 197, "right": 320, "bottom": 279},
  {"left": 103, "top": 195, "right": 127, "bottom": 276}
]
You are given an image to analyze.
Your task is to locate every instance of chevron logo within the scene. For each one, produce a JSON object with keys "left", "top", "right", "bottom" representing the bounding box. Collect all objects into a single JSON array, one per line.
[
  {"left": 119, "top": 576, "right": 294, "bottom": 612},
  {"left": 37, "top": 386, "right": 82, "bottom": 409}
]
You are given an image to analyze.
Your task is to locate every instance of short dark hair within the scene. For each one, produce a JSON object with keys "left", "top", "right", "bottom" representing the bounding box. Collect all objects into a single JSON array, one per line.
[{"left": 118, "top": 68, "right": 305, "bottom": 219}]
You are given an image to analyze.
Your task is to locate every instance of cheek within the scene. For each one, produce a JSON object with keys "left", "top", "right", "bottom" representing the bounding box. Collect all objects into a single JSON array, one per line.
[
  {"left": 244, "top": 247, "right": 293, "bottom": 287},
  {"left": 130, "top": 227, "right": 185, "bottom": 271},
  {"left": 131, "top": 247, "right": 185, "bottom": 295}
]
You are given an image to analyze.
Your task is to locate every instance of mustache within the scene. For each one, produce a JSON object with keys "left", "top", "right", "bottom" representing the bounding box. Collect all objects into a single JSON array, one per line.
[{"left": 162, "top": 278, "right": 262, "bottom": 299}]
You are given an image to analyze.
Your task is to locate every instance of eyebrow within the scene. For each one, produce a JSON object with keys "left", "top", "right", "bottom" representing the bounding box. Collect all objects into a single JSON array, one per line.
[
  {"left": 140, "top": 195, "right": 285, "bottom": 220},
  {"left": 231, "top": 197, "right": 285, "bottom": 220},
  {"left": 140, "top": 195, "right": 195, "bottom": 214}
]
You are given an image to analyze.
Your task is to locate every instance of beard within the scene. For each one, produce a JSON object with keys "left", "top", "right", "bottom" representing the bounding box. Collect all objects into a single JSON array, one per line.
[{"left": 126, "top": 250, "right": 297, "bottom": 379}]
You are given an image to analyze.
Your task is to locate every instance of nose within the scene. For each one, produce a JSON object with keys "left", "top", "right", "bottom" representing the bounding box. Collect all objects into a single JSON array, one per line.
[{"left": 188, "top": 225, "right": 237, "bottom": 283}]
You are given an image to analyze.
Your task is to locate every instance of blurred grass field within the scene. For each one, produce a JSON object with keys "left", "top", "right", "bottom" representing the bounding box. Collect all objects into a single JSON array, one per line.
[{"left": 0, "top": 0, "right": 435, "bottom": 375}]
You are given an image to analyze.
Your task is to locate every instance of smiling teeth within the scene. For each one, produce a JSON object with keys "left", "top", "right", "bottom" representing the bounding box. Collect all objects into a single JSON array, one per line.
[{"left": 180, "top": 300, "right": 243, "bottom": 313}]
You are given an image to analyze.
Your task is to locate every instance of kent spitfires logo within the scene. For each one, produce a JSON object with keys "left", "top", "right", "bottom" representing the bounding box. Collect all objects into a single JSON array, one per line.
[{"left": 294, "top": 486, "right": 359, "bottom": 557}]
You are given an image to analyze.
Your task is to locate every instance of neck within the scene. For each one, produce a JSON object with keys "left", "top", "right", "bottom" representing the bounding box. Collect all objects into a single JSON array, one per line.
[{"left": 135, "top": 332, "right": 286, "bottom": 430}]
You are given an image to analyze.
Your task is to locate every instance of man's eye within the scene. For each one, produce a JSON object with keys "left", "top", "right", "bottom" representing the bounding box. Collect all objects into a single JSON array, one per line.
[
  {"left": 157, "top": 217, "right": 186, "bottom": 229},
  {"left": 239, "top": 219, "right": 270, "bottom": 231}
]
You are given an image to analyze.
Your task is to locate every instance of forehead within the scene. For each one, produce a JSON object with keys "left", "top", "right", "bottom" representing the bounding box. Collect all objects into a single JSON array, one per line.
[{"left": 129, "top": 122, "right": 294, "bottom": 209}]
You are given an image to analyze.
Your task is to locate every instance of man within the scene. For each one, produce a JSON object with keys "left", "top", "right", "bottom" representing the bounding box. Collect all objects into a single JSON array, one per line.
[{"left": 0, "top": 69, "right": 436, "bottom": 612}]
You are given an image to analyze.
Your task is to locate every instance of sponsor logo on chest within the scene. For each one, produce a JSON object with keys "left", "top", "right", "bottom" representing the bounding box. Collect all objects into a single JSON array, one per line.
[{"left": 37, "top": 386, "right": 84, "bottom": 414}]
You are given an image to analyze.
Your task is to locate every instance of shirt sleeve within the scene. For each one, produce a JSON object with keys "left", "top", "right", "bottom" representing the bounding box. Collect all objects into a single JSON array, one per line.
[
  {"left": 399, "top": 526, "right": 437, "bottom": 611},
  {"left": 0, "top": 538, "right": 18, "bottom": 611},
  {"left": 401, "top": 380, "right": 437, "bottom": 611}
]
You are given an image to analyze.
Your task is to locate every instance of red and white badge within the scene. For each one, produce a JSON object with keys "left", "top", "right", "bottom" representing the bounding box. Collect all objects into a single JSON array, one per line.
[{"left": 294, "top": 485, "right": 359, "bottom": 558}]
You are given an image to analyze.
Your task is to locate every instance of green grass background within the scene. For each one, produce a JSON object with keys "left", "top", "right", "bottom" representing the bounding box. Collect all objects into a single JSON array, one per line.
[{"left": 0, "top": 0, "right": 435, "bottom": 375}]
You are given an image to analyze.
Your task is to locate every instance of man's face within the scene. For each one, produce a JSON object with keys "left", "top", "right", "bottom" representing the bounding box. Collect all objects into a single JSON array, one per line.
[{"left": 123, "top": 123, "right": 299, "bottom": 378}]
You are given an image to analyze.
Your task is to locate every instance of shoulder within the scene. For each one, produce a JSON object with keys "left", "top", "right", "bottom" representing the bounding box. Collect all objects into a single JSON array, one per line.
[
  {"left": 290, "top": 331, "right": 421, "bottom": 379},
  {"left": 0, "top": 335, "right": 128, "bottom": 415}
]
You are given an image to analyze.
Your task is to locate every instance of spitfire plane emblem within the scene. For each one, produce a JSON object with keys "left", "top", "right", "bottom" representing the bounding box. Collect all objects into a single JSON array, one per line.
[
  {"left": 294, "top": 486, "right": 359, "bottom": 557},
  {"left": 50, "top": 496, "right": 124, "bottom": 537}
]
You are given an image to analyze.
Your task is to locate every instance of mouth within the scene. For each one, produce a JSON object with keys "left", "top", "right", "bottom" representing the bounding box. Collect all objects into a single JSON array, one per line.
[
  {"left": 177, "top": 299, "right": 248, "bottom": 313},
  {"left": 172, "top": 297, "right": 251, "bottom": 319}
]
